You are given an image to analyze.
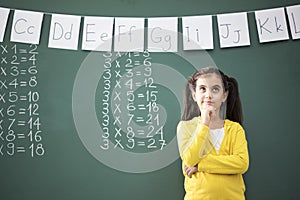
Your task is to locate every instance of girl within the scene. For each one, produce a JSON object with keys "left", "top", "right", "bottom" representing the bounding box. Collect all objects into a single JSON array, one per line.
[{"left": 177, "top": 67, "right": 249, "bottom": 200}]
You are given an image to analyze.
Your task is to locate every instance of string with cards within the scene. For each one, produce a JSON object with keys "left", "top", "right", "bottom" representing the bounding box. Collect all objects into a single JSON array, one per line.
[{"left": 0, "top": 4, "right": 299, "bottom": 52}]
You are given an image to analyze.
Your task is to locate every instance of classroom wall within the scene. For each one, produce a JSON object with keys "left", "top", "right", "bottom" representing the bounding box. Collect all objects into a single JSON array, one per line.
[{"left": 1, "top": 0, "right": 300, "bottom": 199}]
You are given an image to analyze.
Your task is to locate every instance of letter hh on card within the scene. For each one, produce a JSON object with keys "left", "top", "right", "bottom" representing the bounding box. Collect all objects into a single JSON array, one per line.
[
  {"left": 48, "top": 14, "right": 81, "bottom": 50},
  {"left": 10, "top": 10, "right": 44, "bottom": 44}
]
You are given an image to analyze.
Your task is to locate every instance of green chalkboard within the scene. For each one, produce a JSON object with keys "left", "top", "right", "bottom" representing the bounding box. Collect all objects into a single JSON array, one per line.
[{"left": 1, "top": 0, "right": 300, "bottom": 200}]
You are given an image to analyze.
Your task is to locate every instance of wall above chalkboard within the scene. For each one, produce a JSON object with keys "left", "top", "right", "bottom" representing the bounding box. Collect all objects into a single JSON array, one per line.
[{"left": 0, "top": 4, "right": 299, "bottom": 51}]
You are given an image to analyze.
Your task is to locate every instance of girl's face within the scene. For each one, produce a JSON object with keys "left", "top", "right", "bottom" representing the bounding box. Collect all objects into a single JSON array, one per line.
[{"left": 192, "top": 73, "right": 228, "bottom": 113}]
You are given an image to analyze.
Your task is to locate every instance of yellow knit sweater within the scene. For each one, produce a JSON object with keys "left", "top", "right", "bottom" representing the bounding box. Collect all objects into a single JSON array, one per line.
[{"left": 177, "top": 117, "right": 249, "bottom": 200}]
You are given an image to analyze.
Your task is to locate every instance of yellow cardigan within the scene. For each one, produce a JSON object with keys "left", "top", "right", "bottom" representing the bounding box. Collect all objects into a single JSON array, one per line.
[{"left": 177, "top": 117, "right": 249, "bottom": 200}]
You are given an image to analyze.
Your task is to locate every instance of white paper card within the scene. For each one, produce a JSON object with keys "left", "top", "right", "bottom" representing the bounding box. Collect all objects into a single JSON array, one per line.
[
  {"left": 182, "top": 15, "right": 213, "bottom": 50},
  {"left": 286, "top": 5, "right": 300, "bottom": 40},
  {"left": 0, "top": 7, "right": 10, "bottom": 42},
  {"left": 10, "top": 10, "right": 44, "bottom": 44},
  {"left": 114, "top": 18, "right": 144, "bottom": 52},
  {"left": 217, "top": 12, "right": 250, "bottom": 48},
  {"left": 255, "top": 7, "right": 289, "bottom": 43},
  {"left": 48, "top": 14, "right": 81, "bottom": 50},
  {"left": 148, "top": 17, "right": 178, "bottom": 52},
  {"left": 82, "top": 16, "right": 114, "bottom": 51}
]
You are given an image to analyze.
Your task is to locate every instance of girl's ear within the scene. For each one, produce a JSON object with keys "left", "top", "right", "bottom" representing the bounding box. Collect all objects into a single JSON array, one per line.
[
  {"left": 223, "top": 90, "right": 229, "bottom": 102},
  {"left": 192, "top": 91, "right": 197, "bottom": 102}
]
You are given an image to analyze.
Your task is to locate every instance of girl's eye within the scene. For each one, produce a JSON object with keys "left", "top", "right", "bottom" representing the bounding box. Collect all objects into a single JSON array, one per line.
[
  {"left": 212, "top": 87, "right": 220, "bottom": 93},
  {"left": 199, "top": 86, "right": 206, "bottom": 92}
]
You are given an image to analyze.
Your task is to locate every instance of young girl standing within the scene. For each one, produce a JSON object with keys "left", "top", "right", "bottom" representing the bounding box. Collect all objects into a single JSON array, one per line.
[{"left": 177, "top": 67, "right": 249, "bottom": 200}]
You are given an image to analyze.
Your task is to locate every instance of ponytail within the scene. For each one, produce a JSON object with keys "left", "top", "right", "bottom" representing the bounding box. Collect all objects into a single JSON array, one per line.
[
  {"left": 181, "top": 67, "right": 243, "bottom": 125},
  {"left": 181, "top": 82, "right": 200, "bottom": 121},
  {"left": 224, "top": 76, "right": 243, "bottom": 125}
]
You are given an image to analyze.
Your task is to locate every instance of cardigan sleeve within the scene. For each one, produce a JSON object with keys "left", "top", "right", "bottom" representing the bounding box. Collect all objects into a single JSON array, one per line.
[
  {"left": 198, "top": 123, "right": 249, "bottom": 174},
  {"left": 177, "top": 119, "right": 213, "bottom": 167}
]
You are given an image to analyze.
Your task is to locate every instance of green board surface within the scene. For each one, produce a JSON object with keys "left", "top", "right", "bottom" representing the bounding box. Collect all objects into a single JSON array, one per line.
[{"left": 1, "top": 0, "right": 300, "bottom": 199}]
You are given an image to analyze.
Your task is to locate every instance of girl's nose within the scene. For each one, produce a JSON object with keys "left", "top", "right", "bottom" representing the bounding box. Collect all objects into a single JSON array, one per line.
[{"left": 205, "top": 90, "right": 212, "bottom": 98}]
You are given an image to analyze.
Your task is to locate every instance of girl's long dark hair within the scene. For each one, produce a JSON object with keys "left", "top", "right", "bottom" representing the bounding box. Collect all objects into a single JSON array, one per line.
[{"left": 181, "top": 67, "right": 243, "bottom": 125}]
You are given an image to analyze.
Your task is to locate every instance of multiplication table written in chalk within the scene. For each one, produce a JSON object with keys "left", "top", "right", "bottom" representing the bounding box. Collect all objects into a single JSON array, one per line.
[
  {"left": 97, "top": 51, "right": 167, "bottom": 152},
  {"left": 0, "top": 43, "right": 44, "bottom": 158}
]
